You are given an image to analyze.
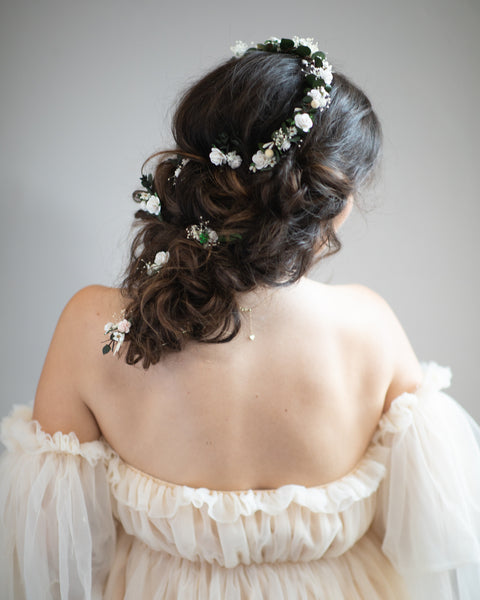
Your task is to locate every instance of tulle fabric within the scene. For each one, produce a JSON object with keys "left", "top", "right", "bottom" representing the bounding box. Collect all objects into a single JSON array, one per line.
[
  {"left": 373, "top": 365, "right": 480, "bottom": 599},
  {"left": 0, "top": 363, "right": 479, "bottom": 599},
  {"left": 0, "top": 406, "right": 116, "bottom": 600}
]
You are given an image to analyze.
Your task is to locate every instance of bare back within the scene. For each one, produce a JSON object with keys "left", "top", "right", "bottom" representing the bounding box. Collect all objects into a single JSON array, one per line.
[{"left": 33, "top": 278, "right": 422, "bottom": 491}]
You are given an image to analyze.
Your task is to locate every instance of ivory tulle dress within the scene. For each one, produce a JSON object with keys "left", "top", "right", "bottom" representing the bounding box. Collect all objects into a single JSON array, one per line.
[{"left": 1, "top": 362, "right": 480, "bottom": 599}]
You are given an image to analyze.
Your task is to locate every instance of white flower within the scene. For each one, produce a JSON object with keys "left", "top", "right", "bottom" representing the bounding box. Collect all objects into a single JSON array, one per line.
[
  {"left": 104, "top": 322, "right": 114, "bottom": 334},
  {"left": 250, "top": 150, "right": 277, "bottom": 172},
  {"left": 230, "top": 41, "right": 249, "bottom": 57},
  {"left": 208, "top": 230, "right": 219, "bottom": 245},
  {"left": 280, "top": 139, "right": 291, "bottom": 151},
  {"left": 309, "top": 87, "right": 329, "bottom": 109},
  {"left": 146, "top": 195, "right": 161, "bottom": 215},
  {"left": 209, "top": 147, "right": 227, "bottom": 166},
  {"left": 139, "top": 200, "right": 147, "bottom": 211},
  {"left": 267, "top": 36, "right": 281, "bottom": 44},
  {"left": 318, "top": 61, "right": 333, "bottom": 85},
  {"left": 154, "top": 250, "right": 170, "bottom": 267},
  {"left": 146, "top": 250, "right": 169, "bottom": 275},
  {"left": 226, "top": 151, "right": 242, "bottom": 169},
  {"left": 294, "top": 113, "right": 314, "bottom": 132},
  {"left": 251, "top": 150, "right": 270, "bottom": 171}
]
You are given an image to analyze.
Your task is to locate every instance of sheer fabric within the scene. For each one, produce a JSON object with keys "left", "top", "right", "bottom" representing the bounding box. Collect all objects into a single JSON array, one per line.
[{"left": 1, "top": 363, "right": 479, "bottom": 599}]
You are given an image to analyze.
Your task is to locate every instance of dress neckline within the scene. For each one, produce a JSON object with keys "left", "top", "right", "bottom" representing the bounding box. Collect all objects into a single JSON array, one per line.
[{"left": 108, "top": 440, "right": 386, "bottom": 494}]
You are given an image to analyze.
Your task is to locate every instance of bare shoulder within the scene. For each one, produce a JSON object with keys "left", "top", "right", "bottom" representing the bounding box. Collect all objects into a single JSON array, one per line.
[
  {"left": 33, "top": 285, "right": 126, "bottom": 442},
  {"left": 336, "top": 283, "right": 423, "bottom": 409},
  {"left": 304, "top": 280, "right": 423, "bottom": 410}
]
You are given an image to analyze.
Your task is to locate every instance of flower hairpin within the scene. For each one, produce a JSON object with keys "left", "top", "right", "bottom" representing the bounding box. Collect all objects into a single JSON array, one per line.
[
  {"left": 208, "top": 132, "right": 242, "bottom": 170},
  {"left": 209, "top": 147, "right": 242, "bottom": 169},
  {"left": 186, "top": 217, "right": 219, "bottom": 247},
  {"left": 144, "top": 251, "right": 170, "bottom": 275},
  {"left": 174, "top": 157, "right": 190, "bottom": 179},
  {"left": 132, "top": 174, "right": 162, "bottom": 219},
  {"left": 102, "top": 316, "right": 131, "bottom": 355}
]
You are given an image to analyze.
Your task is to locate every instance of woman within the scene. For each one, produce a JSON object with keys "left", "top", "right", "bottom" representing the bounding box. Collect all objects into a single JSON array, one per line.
[{"left": 1, "top": 37, "right": 480, "bottom": 599}]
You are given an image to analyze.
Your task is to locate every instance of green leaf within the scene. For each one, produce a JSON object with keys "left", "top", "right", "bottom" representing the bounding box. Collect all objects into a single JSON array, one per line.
[
  {"left": 325, "top": 84, "right": 332, "bottom": 92},
  {"left": 312, "top": 51, "right": 326, "bottom": 61},
  {"left": 303, "top": 95, "right": 313, "bottom": 103},
  {"left": 102, "top": 344, "right": 111, "bottom": 355},
  {"left": 140, "top": 173, "right": 155, "bottom": 194},
  {"left": 280, "top": 38, "right": 294, "bottom": 50},
  {"left": 263, "top": 41, "right": 277, "bottom": 52},
  {"left": 305, "top": 74, "right": 321, "bottom": 88},
  {"left": 296, "top": 45, "right": 311, "bottom": 57}
]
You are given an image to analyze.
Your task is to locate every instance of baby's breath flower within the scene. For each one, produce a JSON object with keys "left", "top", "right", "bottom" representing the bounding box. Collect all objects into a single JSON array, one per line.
[{"left": 230, "top": 41, "right": 249, "bottom": 58}]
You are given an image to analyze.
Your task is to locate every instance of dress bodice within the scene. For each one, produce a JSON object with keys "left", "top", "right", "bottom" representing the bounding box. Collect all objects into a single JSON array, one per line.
[{"left": 107, "top": 443, "right": 387, "bottom": 567}]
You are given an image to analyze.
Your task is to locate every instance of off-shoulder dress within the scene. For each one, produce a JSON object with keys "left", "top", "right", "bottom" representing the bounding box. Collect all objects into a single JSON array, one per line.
[{"left": 1, "top": 362, "right": 480, "bottom": 599}]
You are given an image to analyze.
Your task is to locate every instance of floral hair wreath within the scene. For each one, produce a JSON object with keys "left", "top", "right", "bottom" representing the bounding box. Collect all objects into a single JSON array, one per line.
[{"left": 234, "top": 37, "right": 332, "bottom": 172}]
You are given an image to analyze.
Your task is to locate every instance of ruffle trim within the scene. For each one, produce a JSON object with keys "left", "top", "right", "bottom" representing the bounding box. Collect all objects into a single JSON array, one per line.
[
  {"left": 107, "top": 442, "right": 388, "bottom": 523},
  {"left": 0, "top": 362, "right": 451, "bottom": 521},
  {"left": 372, "top": 361, "right": 451, "bottom": 443},
  {"left": 0, "top": 404, "right": 110, "bottom": 466}
]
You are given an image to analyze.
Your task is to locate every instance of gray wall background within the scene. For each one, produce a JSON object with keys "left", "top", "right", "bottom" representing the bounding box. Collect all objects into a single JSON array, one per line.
[{"left": 1, "top": 0, "right": 479, "bottom": 421}]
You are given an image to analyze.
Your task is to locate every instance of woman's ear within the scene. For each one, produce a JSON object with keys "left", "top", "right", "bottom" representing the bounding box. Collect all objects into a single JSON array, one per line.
[{"left": 333, "top": 195, "right": 354, "bottom": 231}]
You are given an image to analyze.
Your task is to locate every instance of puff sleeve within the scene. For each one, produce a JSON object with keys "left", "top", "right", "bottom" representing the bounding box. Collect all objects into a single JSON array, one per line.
[
  {"left": 0, "top": 405, "right": 116, "bottom": 600},
  {"left": 373, "top": 363, "right": 480, "bottom": 599}
]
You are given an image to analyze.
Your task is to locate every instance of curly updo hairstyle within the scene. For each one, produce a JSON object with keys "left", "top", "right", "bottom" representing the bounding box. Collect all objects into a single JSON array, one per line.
[{"left": 121, "top": 50, "right": 382, "bottom": 367}]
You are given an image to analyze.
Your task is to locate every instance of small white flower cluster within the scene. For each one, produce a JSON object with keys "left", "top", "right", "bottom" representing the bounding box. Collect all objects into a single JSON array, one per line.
[
  {"left": 103, "top": 318, "right": 131, "bottom": 355},
  {"left": 145, "top": 251, "right": 170, "bottom": 275},
  {"left": 292, "top": 36, "right": 319, "bottom": 54},
  {"left": 174, "top": 158, "right": 190, "bottom": 179},
  {"left": 230, "top": 40, "right": 250, "bottom": 58},
  {"left": 272, "top": 126, "right": 297, "bottom": 152},
  {"left": 137, "top": 191, "right": 161, "bottom": 216},
  {"left": 308, "top": 86, "right": 331, "bottom": 109},
  {"left": 209, "top": 147, "right": 242, "bottom": 169},
  {"left": 306, "top": 60, "right": 333, "bottom": 87},
  {"left": 186, "top": 218, "right": 219, "bottom": 247}
]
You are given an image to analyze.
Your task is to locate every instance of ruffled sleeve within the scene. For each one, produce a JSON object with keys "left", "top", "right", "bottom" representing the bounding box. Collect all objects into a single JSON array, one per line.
[
  {"left": 373, "top": 362, "right": 480, "bottom": 599},
  {"left": 0, "top": 405, "right": 116, "bottom": 600}
]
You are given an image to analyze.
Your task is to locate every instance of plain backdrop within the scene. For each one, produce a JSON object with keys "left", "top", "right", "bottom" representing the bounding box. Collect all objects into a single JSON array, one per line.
[{"left": 1, "top": 0, "right": 479, "bottom": 423}]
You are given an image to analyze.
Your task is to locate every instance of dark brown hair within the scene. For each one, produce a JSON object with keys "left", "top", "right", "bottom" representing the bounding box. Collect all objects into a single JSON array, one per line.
[{"left": 121, "top": 51, "right": 382, "bottom": 367}]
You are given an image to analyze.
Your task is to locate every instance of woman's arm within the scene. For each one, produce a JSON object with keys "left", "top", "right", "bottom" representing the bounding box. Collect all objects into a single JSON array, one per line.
[{"left": 32, "top": 285, "right": 107, "bottom": 441}]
